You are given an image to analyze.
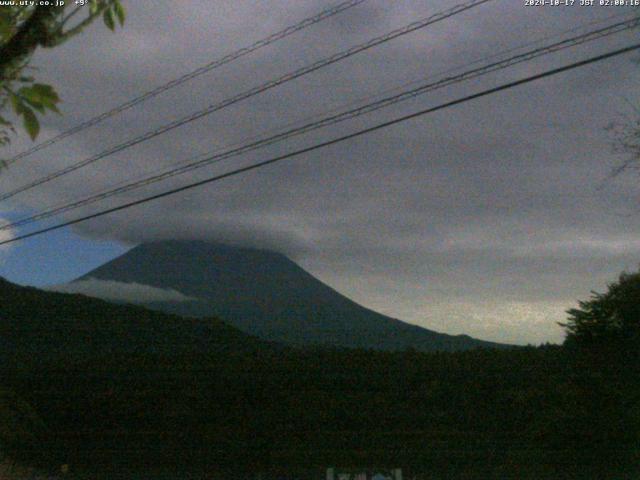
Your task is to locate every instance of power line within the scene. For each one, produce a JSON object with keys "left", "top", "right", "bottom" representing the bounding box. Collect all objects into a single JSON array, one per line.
[
  {"left": 2, "top": 0, "right": 369, "bottom": 167},
  {"left": 0, "top": 0, "right": 492, "bottom": 203},
  {"left": 3, "top": 15, "right": 638, "bottom": 231},
  {"left": 1, "top": 42, "right": 637, "bottom": 247}
]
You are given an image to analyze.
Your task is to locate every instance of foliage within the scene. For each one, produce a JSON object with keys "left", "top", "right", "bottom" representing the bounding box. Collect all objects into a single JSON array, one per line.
[
  {"left": 561, "top": 269, "right": 640, "bottom": 346},
  {"left": 0, "top": 1, "right": 125, "bottom": 153},
  {"left": 0, "top": 277, "right": 638, "bottom": 478},
  {"left": 0, "top": 388, "right": 45, "bottom": 465},
  {"left": 557, "top": 270, "right": 640, "bottom": 477}
]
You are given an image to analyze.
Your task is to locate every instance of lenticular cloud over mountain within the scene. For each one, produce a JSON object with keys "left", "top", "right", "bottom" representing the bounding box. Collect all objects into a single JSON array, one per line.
[{"left": 70, "top": 239, "right": 508, "bottom": 351}]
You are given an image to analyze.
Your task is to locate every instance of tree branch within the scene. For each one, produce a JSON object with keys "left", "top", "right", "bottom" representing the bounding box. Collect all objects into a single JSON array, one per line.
[
  {"left": 0, "top": 7, "right": 63, "bottom": 80},
  {"left": 49, "top": 6, "right": 107, "bottom": 47}
]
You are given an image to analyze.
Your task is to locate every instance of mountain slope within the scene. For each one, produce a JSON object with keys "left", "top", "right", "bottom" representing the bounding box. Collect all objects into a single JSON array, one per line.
[
  {"left": 0, "top": 276, "right": 273, "bottom": 368},
  {"left": 76, "top": 240, "right": 506, "bottom": 351},
  {"left": 0, "top": 276, "right": 282, "bottom": 470}
]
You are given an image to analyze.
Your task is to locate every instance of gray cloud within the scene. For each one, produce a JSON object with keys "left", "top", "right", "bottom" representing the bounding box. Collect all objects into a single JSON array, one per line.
[
  {"left": 48, "top": 278, "right": 198, "bottom": 304},
  {"left": 0, "top": 217, "right": 13, "bottom": 259},
  {"left": 0, "top": 211, "right": 16, "bottom": 257},
  {"left": 2, "top": 0, "right": 640, "bottom": 344}
]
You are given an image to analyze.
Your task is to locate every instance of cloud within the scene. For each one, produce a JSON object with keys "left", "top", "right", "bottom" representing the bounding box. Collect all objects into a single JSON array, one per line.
[
  {"left": 0, "top": 217, "right": 14, "bottom": 261},
  {"left": 418, "top": 299, "right": 569, "bottom": 346},
  {"left": 2, "top": 1, "right": 640, "bottom": 343},
  {"left": 48, "top": 278, "right": 198, "bottom": 304}
]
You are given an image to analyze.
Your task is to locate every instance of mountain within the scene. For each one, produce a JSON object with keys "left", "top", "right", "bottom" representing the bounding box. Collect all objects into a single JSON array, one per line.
[{"left": 74, "top": 240, "right": 507, "bottom": 351}]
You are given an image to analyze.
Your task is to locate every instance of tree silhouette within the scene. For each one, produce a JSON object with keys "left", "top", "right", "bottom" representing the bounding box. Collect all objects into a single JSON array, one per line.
[{"left": 561, "top": 269, "right": 640, "bottom": 347}]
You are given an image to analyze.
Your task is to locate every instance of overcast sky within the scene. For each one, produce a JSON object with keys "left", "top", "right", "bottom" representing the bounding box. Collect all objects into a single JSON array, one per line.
[{"left": 1, "top": 0, "right": 639, "bottom": 345}]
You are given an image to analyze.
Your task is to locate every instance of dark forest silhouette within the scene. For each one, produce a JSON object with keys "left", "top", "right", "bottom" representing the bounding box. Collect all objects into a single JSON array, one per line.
[{"left": 0, "top": 271, "right": 638, "bottom": 479}]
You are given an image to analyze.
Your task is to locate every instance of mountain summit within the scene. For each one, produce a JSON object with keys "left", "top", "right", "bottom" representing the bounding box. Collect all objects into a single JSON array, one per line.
[{"left": 75, "top": 240, "right": 505, "bottom": 351}]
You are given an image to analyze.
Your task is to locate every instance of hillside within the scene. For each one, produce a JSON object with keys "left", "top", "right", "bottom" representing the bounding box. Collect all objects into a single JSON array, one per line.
[
  {"left": 0, "top": 275, "right": 272, "bottom": 369},
  {"left": 73, "top": 240, "right": 507, "bottom": 351},
  {"left": 0, "top": 277, "right": 637, "bottom": 478}
]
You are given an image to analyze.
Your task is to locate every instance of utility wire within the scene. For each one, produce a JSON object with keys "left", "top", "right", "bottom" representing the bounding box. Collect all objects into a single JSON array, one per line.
[
  {"left": 2, "top": 0, "right": 368, "bottom": 166},
  {"left": 3, "top": 15, "right": 638, "bottom": 231},
  {"left": 1, "top": 42, "right": 638, "bottom": 247},
  {"left": 27, "top": 9, "right": 629, "bottom": 221},
  {"left": 0, "top": 0, "right": 492, "bottom": 203}
]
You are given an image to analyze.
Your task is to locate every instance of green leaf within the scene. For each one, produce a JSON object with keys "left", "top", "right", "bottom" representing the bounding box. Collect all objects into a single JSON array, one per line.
[
  {"left": 22, "top": 107, "right": 39, "bottom": 141},
  {"left": 18, "top": 83, "right": 61, "bottom": 114},
  {"left": 31, "top": 83, "right": 59, "bottom": 102},
  {"left": 45, "top": 102, "right": 61, "bottom": 115},
  {"left": 103, "top": 8, "right": 115, "bottom": 31},
  {"left": 113, "top": 1, "right": 125, "bottom": 25},
  {"left": 7, "top": 84, "right": 59, "bottom": 120},
  {"left": 89, "top": 0, "right": 100, "bottom": 15},
  {"left": 24, "top": 99, "right": 45, "bottom": 113},
  {"left": 18, "top": 86, "right": 37, "bottom": 100},
  {"left": 18, "top": 87, "right": 45, "bottom": 113},
  {"left": 9, "top": 93, "right": 25, "bottom": 115}
]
